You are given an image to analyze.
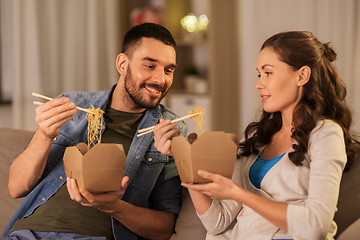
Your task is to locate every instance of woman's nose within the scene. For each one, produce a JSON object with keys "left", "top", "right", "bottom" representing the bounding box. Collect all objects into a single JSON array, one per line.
[{"left": 255, "top": 78, "right": 263, "bottom": 90}]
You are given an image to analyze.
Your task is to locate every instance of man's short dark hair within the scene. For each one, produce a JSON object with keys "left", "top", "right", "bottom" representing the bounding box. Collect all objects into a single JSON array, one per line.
[{"left": 121, "top": 22, "right": 177, "bottom": 57}]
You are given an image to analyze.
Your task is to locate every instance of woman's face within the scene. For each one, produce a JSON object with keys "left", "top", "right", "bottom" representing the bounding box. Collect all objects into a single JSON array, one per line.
[{"left": 256, "top": 47, "right": 303, "bottom": 117}]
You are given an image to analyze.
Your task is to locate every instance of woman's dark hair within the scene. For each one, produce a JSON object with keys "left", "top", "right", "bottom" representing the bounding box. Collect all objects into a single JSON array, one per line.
[
  {"left": 121, "top": 22, "right": 176, "bottom": 58},
  {"left": 239, "top": 31, "right": 360, "bottom": 171}
]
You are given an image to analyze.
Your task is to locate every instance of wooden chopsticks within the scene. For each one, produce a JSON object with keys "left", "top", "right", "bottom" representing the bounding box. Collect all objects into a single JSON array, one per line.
[
  {"left": 33, "top": 92, "right": 200, "bottom": 137},
  {"left": 136, "top": 112, "right": 200, "bottom": 137},
  {"left": 32, "top": 92, "right": 94, "bottom": 114}
]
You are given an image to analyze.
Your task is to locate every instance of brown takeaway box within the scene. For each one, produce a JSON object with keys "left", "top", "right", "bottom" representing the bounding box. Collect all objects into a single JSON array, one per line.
[
  {"left": 63, "top": 142, "right": 126, "bottom": 193},
  {"left": 171, "top": 131, "right": 238, "bottom": 183}
]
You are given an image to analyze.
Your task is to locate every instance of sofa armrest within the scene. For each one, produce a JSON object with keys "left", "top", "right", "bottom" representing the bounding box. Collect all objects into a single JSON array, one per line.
[
  {"left": 334, "top": 153, "right": 360, "bottom": 238},
  {"left": 0, "top": 128, "right": 34, "bottom": 235},
  {"left": 337, "top": 218, "right": 360, "bottom": 240}
]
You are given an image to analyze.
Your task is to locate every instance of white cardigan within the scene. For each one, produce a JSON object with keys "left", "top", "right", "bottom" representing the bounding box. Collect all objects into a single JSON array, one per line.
[{"left": 199, "top": 120, "right": 346, "bottom": 240}]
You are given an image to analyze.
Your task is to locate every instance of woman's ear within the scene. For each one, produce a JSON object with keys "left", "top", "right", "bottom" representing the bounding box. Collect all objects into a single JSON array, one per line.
[
  {"left": 116, "top": 53, "right": 128, "bottom": 75},
  {"left": 297, "top": 66, "right": 311, "bottom": 86}
]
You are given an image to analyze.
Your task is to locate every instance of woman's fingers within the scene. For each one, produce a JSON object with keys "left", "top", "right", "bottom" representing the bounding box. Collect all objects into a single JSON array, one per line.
[{"left": 182, "top": 170, "right": 238, "bottom": 200}]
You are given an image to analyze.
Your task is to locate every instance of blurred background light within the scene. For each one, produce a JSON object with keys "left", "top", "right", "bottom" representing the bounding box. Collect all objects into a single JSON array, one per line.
[{"left": 181, "top": 13, "right": 208, "bottom": 33}]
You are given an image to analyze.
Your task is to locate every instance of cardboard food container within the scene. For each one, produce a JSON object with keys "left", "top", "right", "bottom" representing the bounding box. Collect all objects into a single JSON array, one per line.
[
  {"left": 63, "top": 142, "right": 126, "bottom": 193},
  {"left": 171, "top": 131, "right": 238, "bottom": 183}
]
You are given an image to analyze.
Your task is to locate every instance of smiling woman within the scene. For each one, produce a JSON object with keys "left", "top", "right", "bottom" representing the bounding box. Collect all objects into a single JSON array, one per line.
[
  {"left": 154, "top": 30, "right": 360, "bottom": 240},
  {"left": 255, "top": 47, "right": 308, "bottom": 116}
]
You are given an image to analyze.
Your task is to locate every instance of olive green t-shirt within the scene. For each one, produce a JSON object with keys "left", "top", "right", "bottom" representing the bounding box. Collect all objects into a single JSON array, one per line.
[{"left": 12, "top": 106, "right": 145, "bottom": 239}]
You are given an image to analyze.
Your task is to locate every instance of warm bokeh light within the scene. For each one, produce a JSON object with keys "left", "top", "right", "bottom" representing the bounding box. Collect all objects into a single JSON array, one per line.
[
  {"left": 181, "top": 13, "right": 209, "bottom": 33},
  {"left": 198, "top": 14, "right": 209, "bottom": 30}
]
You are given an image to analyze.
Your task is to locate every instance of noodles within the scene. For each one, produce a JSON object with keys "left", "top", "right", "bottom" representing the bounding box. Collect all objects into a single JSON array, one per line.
[
  {"left": 85, "top": 106, "right": 105, "bottom": 149},
  {"left": 188, "top": 107, "right": 205, "bottom": 136}
]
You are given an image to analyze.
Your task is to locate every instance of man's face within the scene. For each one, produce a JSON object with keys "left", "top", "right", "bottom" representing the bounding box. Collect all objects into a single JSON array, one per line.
[{"left": 123, "top": 38, "right": 176, "bottom": 110}]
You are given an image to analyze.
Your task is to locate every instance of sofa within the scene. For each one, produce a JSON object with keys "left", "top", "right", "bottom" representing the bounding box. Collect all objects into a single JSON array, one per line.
[
  {"left": 0, "top": 128, "right": 206, "bottom": 239},
  {"left": 0, "top": 127, "right": 359, "bottom": 239}
]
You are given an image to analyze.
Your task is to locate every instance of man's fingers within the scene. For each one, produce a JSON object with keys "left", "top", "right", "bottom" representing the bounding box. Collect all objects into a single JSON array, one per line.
[
  {"left": 35, "top": 97, "right": 75, "bottom": 117},
  {"left": 35, "top": 98, "right": 77, "bottom": 138},
  {"left": 121, "top": 176, "right": 129, "bottom": 189},
  {"left": 79, "top": 188, "right": 94, "bottom": 203},
  {"left": 154, "top": 121, "right": 178, "bottom": 140},
  {"left": 36, "top": 103, "right": 76, "bottom": 124},
  {"left": 67, "top": 177, "right": 87, "bottom": 203}
]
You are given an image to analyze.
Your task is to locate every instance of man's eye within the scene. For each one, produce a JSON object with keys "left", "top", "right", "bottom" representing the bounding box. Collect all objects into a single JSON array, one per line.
[
  {"left": 165, "top": 69, "right": 174, "bottom": 75},
  {"left": 146, "top": 65, "right": 154, "bottom": 69}
]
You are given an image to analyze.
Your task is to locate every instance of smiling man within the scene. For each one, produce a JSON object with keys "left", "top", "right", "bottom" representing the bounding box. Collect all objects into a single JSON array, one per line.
[
  {"left": 3, "top": 23, "right": 188, "bottom": 240},
  {"left": 114, "top": 37, "right": 177, "bottom": 111}
]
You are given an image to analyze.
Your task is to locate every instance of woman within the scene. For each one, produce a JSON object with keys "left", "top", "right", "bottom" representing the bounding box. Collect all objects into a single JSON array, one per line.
[{"left": 154, "top": 31, "right": 360, "bottom": 240}]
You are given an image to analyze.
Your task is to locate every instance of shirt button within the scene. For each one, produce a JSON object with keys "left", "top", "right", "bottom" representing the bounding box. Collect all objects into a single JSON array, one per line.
[
  {"left": 54, "top": 137, "right": 57, "bottom": 141},
  {"left": 135, "top": 155, "right": 140, "bottom": 159},
  {"left": 42, "top": 197, "right": 45, "bottom": 201},
  {"left": 148, "top": 158, "right": 153, "bottom": 162},
  {"left": 59, "top": 176, "right": 64, "bottom": 180}
]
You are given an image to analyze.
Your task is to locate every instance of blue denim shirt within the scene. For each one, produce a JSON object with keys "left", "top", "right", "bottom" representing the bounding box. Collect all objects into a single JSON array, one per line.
[{"left": 4, "top": 85, "right": 188, "bottom": 240}]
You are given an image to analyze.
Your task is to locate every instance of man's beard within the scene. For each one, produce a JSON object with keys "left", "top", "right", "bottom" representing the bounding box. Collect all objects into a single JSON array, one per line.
[{"left": 124, "top": 66, "right": 168, "bottom": 109}]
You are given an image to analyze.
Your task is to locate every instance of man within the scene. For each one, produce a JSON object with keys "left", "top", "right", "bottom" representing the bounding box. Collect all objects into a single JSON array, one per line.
[{"left": 3, "top": 23, "right": 188, "bottom": 240}]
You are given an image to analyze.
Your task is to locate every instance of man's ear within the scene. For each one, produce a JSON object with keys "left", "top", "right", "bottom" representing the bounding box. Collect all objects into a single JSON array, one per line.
[
  {"left": 297, "top": 66, "right": 311, "bottom": 86},
  {"left": 116, "top": 53, "right": 128, "bottom": 75}
]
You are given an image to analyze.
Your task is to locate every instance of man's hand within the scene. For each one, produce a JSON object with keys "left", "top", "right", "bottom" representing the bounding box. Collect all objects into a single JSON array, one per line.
[
  {"left": 35, "top": 97, "right": 77, "bottom": 140},
  {"left": 8, "top": 97, "right": 77, "bottom": 198},
  {"left": 66, "top": 176, "right": 129, "bottom": 212},
  {"left": 153, "top": 119, "right": 180, "bottom": 156}
]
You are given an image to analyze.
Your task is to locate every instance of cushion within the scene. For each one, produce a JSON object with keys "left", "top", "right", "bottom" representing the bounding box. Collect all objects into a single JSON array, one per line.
[
  {"left": 0, "top": 128, "right": 34, "bottom": 235},
  {"left": 337, "top": 218, "right": 360, "bottom": 240},
  {"left": 334, "top": 153, "right": 360, "bottom": 238},
  {"left": 170, "top": 187, "right": 206, "bottom": 240}
]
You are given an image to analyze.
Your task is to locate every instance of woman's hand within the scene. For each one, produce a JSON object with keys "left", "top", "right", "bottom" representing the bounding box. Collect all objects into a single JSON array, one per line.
[
  {"left": 153, "top": 119, "right": 180, "bottom": 156},
  {"left": 184, "top": 170, "right": 289, "bottom": 232},
  {"left": 182, "top": 170, "right": 240, "bottom": 200}
]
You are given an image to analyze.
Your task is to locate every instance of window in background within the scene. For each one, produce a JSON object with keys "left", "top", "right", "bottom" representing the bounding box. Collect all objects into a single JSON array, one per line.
[{"left": 0, "top": 1, "right": 11, "bottom": 104}]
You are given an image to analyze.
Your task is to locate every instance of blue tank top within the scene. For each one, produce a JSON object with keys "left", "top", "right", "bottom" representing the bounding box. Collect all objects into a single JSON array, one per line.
[
  {"left": 249, "top": 152, "right": 293, "bottom": 240},
  {"left": 249, "top": 152, "right": 286, "bottom": 188}
]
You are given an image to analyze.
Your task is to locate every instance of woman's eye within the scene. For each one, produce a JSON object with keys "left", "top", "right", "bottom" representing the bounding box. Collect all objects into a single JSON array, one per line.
[{"left": 257, "top": 72, "right": 271, "bottom": 78}]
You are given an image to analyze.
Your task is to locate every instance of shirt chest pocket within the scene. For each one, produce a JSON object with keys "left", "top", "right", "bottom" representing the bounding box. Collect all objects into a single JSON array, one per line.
[
  {"left": 128, "top": 151, "right": 169, "bottom": 195},
  {"left": 143, "top": 151, "right": 169, "bottom": 165}
]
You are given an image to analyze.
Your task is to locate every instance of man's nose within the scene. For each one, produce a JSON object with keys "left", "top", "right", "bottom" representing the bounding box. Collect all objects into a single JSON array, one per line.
[{"left": 152, "top": 68, "right": 166, "bottom": 85}]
